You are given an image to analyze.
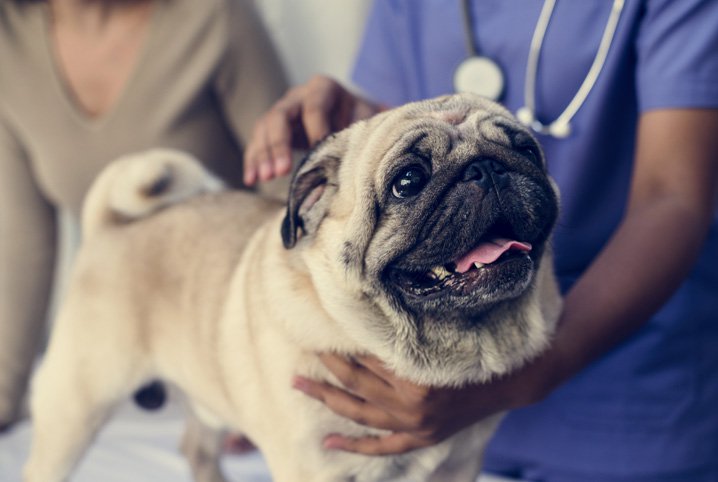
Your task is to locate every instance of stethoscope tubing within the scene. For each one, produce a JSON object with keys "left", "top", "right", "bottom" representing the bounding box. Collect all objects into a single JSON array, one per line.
[{"left": 458, "top": 0, "right": 625, "bottom": 138}]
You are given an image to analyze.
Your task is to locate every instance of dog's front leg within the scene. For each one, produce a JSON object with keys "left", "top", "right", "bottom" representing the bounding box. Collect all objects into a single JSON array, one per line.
[{"left": 181, "top": 407, "right": 228, "bottom": 482}]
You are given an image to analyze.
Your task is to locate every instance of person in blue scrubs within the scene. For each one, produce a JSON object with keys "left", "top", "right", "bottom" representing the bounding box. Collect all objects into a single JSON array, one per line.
[{"left": 244, "top": 1, "right": 718, "bottom": 479}]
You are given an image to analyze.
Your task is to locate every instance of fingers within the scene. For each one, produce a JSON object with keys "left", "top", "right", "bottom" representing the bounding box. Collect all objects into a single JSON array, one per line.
[
  {"left": 243, "top": 90, "right": 301, "bottom": 185},
  {"left": 292, "top": 352, "right": 507, "bottom": 456},
  {"left": 319, "top": 353, "right": 393, "bottom": 396},
  {"left": 244, "top": 76, "right": 351, "bottom": 186},
  {"left": 352, "top": 355, "right": 401, "bottom": 388},
  {"left": 259, "top": 103, "right": 295, "bottom": 180},
  {"left": 315, "top": 354, "right": 440, "bottom": 427},
  {"left": 301, "top": 76, "right": 340, "bottom": 145},
  {"left": 325, "top": 354, "right": 437, "bottom": 415},
  {"left": 243, "top": 122, "right": 267, "bottom": 186},
  {"left": 296, "top": 355, "right": 437, "bottom": 429},
  {"left": 293, "top": 376, "right": 401, "bottom": 432},
  {"left": 322, "top": 432, "right": 434, "bottom": 456},
  {"left": 292, "top": 354, "right": 465, "bottom": 455}
]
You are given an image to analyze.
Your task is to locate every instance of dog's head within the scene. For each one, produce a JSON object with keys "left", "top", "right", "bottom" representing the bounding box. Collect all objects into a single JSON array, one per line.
[{"left": 282, "top": 93, "right": 561, "bottom": 385}]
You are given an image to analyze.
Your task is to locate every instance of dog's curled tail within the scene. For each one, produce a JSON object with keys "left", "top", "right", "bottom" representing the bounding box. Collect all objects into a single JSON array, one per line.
[{"left": 82, "top": 148, "right": 225, "bottom": 238}]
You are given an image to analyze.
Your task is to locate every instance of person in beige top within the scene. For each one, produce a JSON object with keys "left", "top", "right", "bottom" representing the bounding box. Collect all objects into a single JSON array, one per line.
[{"left": 0, "top": 0, "right": 287, "bottom": 430}]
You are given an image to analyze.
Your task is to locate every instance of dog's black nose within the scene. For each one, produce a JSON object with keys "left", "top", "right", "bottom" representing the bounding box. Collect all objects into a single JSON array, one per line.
[{"left": 462, "top": 159, "right": 509, "bottom": 189}]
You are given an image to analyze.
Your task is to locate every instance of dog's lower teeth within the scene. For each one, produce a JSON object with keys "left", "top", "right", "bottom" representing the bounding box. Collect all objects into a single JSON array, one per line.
[
  {"left": 431, "top": 266, "right": 452, "bottom": 280},
  {"left": 473, "top": 262, "right": 485, "bottom": 269}
]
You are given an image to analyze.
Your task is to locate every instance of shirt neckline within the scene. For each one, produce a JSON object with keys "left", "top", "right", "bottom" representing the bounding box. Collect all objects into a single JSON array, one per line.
[{"left": 37, "top": 1, "right": 163, "bottom": 131}]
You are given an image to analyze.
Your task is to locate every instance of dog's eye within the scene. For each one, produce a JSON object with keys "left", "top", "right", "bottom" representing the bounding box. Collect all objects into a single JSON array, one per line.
[
  {"left": 521, "top": 146, "right": 541, "bottom": 166},
  {"left": 391, "top": 165, "right": 429, "bottom": 198}
]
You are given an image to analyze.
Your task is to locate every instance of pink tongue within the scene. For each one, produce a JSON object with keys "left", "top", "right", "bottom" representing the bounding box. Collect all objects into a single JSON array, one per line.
[{"left": 454, "top": 238, "right": 532, "bottom": 274}]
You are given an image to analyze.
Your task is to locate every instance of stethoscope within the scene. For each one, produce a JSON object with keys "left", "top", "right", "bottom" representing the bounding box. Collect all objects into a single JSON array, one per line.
[{"left": 454, "top": 0, "right": 625, "bottom": 138}]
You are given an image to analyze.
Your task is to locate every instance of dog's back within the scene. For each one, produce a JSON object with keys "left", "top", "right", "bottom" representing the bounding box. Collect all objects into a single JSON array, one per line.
[
  {"left": 74, "top": 148, "right": 282, "bottom": 351},
  {"left": 68, "top": 149, "right": 280, "bottom": 369},
  {"left": 24, "top": 150, "right": 282, "bottom": 482}
]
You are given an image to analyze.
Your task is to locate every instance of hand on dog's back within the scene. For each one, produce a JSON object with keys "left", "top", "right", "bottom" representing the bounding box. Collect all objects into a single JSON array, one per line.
[{"left": 243, "top": 75, "right": 383, "bottom": 186}]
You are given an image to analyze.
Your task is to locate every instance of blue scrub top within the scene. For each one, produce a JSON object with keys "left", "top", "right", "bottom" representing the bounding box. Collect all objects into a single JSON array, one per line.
[{"left": 352, "top": 1, "right": 718, "bottom": 479}]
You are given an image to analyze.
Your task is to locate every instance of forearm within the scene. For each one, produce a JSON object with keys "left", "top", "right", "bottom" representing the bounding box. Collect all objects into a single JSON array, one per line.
[
  {"left": 531, "top": 109, "right": 718, "bottom": 398},
  {"left": 541, "top": 197, "right": 711, "bottom": 390}
]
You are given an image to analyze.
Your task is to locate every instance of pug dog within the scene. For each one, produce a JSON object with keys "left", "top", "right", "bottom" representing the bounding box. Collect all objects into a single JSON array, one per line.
[{"left": 24, "top": 93, "right": 561, "bottom": 482}]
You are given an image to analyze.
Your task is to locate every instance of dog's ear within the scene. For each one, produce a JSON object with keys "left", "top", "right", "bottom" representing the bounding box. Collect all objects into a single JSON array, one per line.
[{"left": 281, "top": 132, "right": 348, "bottom": 249}]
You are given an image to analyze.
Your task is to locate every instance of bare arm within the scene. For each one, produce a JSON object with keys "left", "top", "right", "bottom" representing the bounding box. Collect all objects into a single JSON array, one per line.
[
  {"left": 293, "top": 108, "right": 718, "bottom": 454},
  {"left": 545, "top": 108, "right": 717, "bottom": 380}
]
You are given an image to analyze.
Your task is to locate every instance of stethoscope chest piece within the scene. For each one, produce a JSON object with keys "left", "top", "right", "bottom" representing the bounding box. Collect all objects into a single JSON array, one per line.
[{"left": 453, "top": 56, "right": 504, "bottom": 101}]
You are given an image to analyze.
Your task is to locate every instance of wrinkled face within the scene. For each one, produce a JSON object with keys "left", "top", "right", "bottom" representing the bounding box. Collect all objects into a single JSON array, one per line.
[
  {"left": 282, "top": 94, "right": 559, "bottom": 383},
  {"left": 367, "top": 100, "right": 558, "bottom": 321}
]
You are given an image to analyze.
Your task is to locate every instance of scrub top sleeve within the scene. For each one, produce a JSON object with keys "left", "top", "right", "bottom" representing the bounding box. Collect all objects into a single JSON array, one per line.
[
  {"left": 351, "top": 0, "right": 413, "bottom": 107},
  {"left": 636, "top": 0, "right": 718, "bottom": 112},
  {"left": 214, "top": 0, "right": 288, "bottom": 150},
  {"left": 0, "top": 117, "right": 56, "bottom": 424}
]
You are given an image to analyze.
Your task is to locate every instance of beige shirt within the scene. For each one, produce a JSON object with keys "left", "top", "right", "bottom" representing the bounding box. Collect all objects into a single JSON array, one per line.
[{"left": 0, "top": 0, "right": 286, "bottom": 421}]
